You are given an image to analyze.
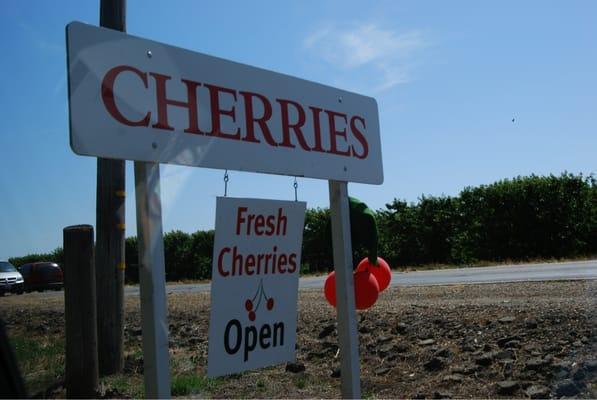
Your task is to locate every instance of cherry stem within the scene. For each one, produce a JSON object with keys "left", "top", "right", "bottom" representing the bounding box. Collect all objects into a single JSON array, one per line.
[
  {"left": 251, "top": 279, "right": 263, "bottom": 303},
  {"left": 254, "top": 279, "right": 265, "bottom": 311}
]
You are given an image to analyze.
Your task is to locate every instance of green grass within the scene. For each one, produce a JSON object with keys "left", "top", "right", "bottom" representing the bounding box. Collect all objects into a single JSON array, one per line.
[
  {"left": 10, "top": 335, "right": 65, "bottom": 396},
  {"left": 171, "top": 373, "right": 221, "bottom": 396},
  {"left": 295, "top": 376, "right": 307, "bottom": 389},
  {"left": 363, "top": 390, "right": 379, "bottom": 399},
  {"left": 102, "top": 374, "right": 144, "bottom": 398},
  {"left": 101, "top": 368, "right": 220, "bottom": 398}
]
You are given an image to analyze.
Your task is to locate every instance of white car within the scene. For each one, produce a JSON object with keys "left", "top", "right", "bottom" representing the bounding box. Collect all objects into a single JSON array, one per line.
[{"left": 0, "top": 261, "right": 24, "bottom": 295}]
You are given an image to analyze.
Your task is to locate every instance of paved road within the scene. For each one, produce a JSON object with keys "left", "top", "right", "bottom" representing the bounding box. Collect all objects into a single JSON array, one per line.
[
  {"left": 125, "top": 259, "right": 597, "bottom": 296},
  {"left": 19, "top": 259, "right": 595, "bottom": 298}
]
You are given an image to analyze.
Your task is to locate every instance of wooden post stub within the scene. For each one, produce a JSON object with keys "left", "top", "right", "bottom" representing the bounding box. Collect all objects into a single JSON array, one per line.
[{"left": 64, "top": 224, "right": 99, "bottom": 399}]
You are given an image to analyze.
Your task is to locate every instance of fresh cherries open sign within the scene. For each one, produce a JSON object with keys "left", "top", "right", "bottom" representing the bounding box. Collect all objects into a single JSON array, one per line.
[{"left": 207, "top": 197, "right": 306, "bottom": 377}]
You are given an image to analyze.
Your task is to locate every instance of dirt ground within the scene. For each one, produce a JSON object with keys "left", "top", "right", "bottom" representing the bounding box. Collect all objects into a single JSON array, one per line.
[{"left": 1, "top": 280, "right": 596, "bottom": 398}]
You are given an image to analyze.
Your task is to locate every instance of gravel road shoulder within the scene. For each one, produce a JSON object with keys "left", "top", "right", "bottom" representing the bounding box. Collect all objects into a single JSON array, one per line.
[{"left": 1, "top": 280, "right": 596, "bottom": 398}]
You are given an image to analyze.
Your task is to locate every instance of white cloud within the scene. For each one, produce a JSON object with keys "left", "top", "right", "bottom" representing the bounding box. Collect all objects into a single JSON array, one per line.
[{"left": 303, "top": 23, "right": 426, "bottom": 94}]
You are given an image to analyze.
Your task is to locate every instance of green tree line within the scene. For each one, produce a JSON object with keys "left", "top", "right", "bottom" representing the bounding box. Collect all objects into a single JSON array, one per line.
[{"left": 9, "top": 173, "right": 596, "bottom": 281}]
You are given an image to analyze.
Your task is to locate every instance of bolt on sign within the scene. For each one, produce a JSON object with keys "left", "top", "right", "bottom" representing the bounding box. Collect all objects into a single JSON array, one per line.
[
  {"left": 207, "top": 197, "right": 306, "bottom": 377},
  {"left": 66, "top": 21, "right": 382, "bottom": 184}
]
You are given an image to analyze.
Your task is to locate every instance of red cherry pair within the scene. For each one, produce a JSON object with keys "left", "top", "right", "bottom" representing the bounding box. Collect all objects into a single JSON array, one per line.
[
  {"left": 324, "top": 257, "right": 392, "bottom": 310},
  {"left": 245, "top": 280, "right": 274, "bottom": 321}
]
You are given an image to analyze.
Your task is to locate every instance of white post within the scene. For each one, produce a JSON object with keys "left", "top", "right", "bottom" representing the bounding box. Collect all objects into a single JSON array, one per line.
[
  {"left": 328, "top": 180, "right": 361, "bottom": 398},
  {"left": 134, "top": 161, "right": 171, "bottom": 398}
]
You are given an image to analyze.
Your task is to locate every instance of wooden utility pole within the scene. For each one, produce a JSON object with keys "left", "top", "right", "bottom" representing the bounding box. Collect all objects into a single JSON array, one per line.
[
  {"left": 95, "top": 0, "right": 126, "bottom": 376},
  {"left": 64, "top": 225, "right": 99, "bottom": 398}
]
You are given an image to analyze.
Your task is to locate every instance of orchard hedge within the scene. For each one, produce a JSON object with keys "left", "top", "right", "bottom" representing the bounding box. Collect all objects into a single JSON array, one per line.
[{"left": 9, "top": 173, "right": 596, "bottom": 282}]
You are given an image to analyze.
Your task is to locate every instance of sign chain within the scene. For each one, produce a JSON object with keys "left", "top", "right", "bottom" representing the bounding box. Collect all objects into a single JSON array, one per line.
[
  {"left": 224, "top": 170, "right": 229, "bottom": 197},
  {"left": 293, "top": 177, "right": 298, "bottom": 201}
]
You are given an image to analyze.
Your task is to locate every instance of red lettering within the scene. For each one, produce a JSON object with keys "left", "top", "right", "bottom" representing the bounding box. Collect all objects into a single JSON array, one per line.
[
  {"left": 247, "top": 214, "right": 256, "bottom": 234},
  {"left": 103, "top": 67, "right": 371, "bottom": 162},
  {"left": 326, "top": 110, "right": 350, "bottom": 156},
  {"left": 150, "top": 73, "right": 203, "bottom": 134},
  {"left": 271, "top": 246, "right": 278, "bottom": 272},
  {"left": 255, "top": 215, "right": 265, "bottom": 235},
  {"left": 257, "top": 254, "right": 266, "bottom": 273},
  {"left": 239, "top": 91, "right": 278, "bottom": 146},
  {"left": 350, "top": 115, "right": 369, "bottom": 159},
  {"left": 236, "top": 207, "right": 248, "bottom": 235},
  {"left": 265, "top": 215, "right": 275, "bottom": 236},
  {"left": 205, "top": 84, "right": 240, "bottom": 140},
  {"left": 287, "top": 253, "right": 297, "bottom": 273},
  {"left": 276, "top": 208, "right": 287, "bottom": 236},
  {"left": 277, "top": 99, "right": 311, "bottom": 151},
  {"left": 277, "top": 254, "right": 287, "bottom": 273},
  {"left": 232, "top": 246, "right": 243, "bottom": 275},
  {"left": 102, "top": 65, "right": 151, "bottom": 126},
  {"left": 309, "top": 106, "right": 325, "bottom": 152},
  {"left": 246, "top": 255, "right": 256, "bottom": 275},
  {"left": 218, "top": 247, "right": 230, "bottom": 277},
  {"left": 216, "top": 247, "right": 298, "bottom": 277}
]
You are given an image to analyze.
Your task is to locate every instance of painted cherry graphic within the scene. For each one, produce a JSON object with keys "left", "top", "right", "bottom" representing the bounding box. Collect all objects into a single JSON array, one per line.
[
  {"left": 245, "top": 299, "right": 253, "bottom": 312},
  {"left": 245, "top": 279, "right": 275, "bottom": 320}
]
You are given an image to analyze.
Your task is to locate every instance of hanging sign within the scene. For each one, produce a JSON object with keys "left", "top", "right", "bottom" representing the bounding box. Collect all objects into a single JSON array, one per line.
[
  {"left": 66, "top": 21, "right": 383, "bottom": 184},
  {"left": 207, "top": 197, "right": 306, "bottom": 377}
]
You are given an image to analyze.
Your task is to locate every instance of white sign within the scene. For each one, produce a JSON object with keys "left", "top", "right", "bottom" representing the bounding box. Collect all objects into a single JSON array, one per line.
[
  {"left": 207, "top": 197, "right": 306, "bottom": 377},
  {"left": 66, "top": 21, "right": 383, "bottom": 184}
]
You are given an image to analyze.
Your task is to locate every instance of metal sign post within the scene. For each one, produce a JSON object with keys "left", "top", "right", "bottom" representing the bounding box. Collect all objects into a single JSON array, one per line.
[
  {"left": 134, "top": 161, "right": 171, "bottom": 398},
  {"left": 328, "top": 180, "right": 361, "bottom": 398}
]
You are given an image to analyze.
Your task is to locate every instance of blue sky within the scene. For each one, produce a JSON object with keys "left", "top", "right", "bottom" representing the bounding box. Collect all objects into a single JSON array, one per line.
[{"left": 1, "top": 1, "right": 595, "bottom": 260}]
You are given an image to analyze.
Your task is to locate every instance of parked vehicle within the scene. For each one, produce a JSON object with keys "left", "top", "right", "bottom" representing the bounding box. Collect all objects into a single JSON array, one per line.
[
  {"left": 0, "top": 261, "right": 24, "bottom": 296},
  {"left": 18, "top": 262, "right": 63, "bottom": 292}
]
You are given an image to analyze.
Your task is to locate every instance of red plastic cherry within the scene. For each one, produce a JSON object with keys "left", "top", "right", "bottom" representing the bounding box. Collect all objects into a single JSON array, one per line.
[
  {"left": 354, "top": 269, "right": 380, "bottom": 310},
  {"left": 324, "top": 271, "right": 337, "bottom": 307},
  {"left": 356, "top": 257, "right": 392, "bottom": 292}
]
